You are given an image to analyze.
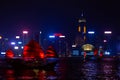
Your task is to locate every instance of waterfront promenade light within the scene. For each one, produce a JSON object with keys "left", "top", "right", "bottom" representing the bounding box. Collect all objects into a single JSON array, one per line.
[
  {"left": 72, "top": 45, "right": 76, "bottom": 48},
  {"left": 104, "top": 51, "right": 110, "bottom": 55}
]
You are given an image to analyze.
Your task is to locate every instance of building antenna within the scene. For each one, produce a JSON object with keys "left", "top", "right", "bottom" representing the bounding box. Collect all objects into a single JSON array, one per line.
[{"left": 81, "top": 10, "right": 84, "bottom": 17}]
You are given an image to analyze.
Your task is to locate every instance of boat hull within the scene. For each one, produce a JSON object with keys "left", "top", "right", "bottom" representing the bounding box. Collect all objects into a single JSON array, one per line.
[{"left": 5, "top": 58, "right": 57, "bottom": 70}]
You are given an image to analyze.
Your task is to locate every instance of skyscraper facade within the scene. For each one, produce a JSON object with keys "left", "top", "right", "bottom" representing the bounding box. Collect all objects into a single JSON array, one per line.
[
  {"left": 75, "top": 13, "right": 87, "bottom": 47},
  {"left": 72, "top": 13, "right": 87, "bottom": 56}
]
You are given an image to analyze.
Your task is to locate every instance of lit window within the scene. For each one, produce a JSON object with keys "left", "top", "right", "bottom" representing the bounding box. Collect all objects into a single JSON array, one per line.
[
  {"left": 11, "top": 42, "right": 16, "bottom": 45},
  {"left": 14, "top": 46, "right": 19, "bottom": 49}
]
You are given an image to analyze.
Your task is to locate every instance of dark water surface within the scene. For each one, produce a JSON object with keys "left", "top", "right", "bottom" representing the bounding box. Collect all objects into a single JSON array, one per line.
[{"left": 0, "top": 57, "right": 120, "bottom": 80}]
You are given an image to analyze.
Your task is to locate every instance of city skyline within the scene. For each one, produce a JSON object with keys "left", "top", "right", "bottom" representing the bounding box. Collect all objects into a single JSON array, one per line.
[{"left": 0, "top": 0, "right": 119, "bottom": 37}]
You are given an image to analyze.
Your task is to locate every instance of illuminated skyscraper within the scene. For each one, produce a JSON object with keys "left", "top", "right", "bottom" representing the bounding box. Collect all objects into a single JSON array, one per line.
[
  {"left": 22, "top": 30, "right": 29, "bottom": 46},
  {"left": 47, "top": 33, "right": 67, "bottom": 57},
  {"left": 72, "top": 12, "right": 87, "bottom": 56},
  {"left": 75, "top": 12, "right": 87, "bottom": 47}
]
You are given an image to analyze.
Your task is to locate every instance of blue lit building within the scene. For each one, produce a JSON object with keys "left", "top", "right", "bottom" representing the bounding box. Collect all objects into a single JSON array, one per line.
[{"left": 44, "top": 33, "right": 67, "bottom": 57}]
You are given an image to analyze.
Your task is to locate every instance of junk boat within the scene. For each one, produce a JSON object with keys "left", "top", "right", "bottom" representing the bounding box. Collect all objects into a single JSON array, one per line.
[{"left": 5, "top": 40, "right": 58, "bottom": 69}]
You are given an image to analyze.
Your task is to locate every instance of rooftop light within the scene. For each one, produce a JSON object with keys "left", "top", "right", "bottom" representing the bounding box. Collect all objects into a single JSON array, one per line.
[
  {"left": 104, "top": 31, "right": 112, "bottom": 34},
  {"left": 49, "top": 35, "right": 55, "bottom": 38},
  {"left": 88, "top": 31, "right": 95, "bottom": 34}
]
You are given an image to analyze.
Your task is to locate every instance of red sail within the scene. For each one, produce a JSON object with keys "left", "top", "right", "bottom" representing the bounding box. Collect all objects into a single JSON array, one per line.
[
  {"left": 5, "top": 49, "right": 14, "bottom": 58},
  {"left": 45, "top": 46, "right": 58, "bottom": 58},
  {"left": 23, "top": 39, "right": 45, "bottom": 59}
]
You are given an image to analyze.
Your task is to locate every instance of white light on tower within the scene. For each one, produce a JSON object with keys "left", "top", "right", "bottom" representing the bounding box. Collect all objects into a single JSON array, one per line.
[
  {"left": 23, "top": 31, "right": 28, "bottom": 34},
  {"left": 16, "top": 36, "right": 20, "bottom": 39},
  {"left": 18, "top": 41, "right": 22, "bottom": 44},
  {"left": 14, "top": 46, "right": 19, "bottom": 49},
  {"left": 49, "top": 35, "right": 55, "bottom": 38},
  {"left": 72, "top": 45, "right": 76, "bottom": 48},
  {"left": 104, "top": 31, "right": 112, "bottom": 34},
  {"left": 11, "top": 42, "right": 16, "bottom": 45},
  {"left": 21, "top": 46, "right": 24, "bottom": 49},
  {"left": 40, "top": 31, "right": 42, "bottom": 34},
  {"left": 1, "top": 52, "right": 6, "bottom": 54},
  {"left": 88, "top": 31, "right": 95, "bottom": 34},
  {"left": 0, "top": 36, "right": 2, "bottom": 39},
  {"left": 59, "top": 35, "right": 65, "bottom": 38},
  {"left": 103, "top": 39, "right": 107, "bottom": 42}
]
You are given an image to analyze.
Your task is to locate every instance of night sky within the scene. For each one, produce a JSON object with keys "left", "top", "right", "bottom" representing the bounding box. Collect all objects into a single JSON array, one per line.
[{"left": 0, "top": 0, "right": 120, "bottom": 37}]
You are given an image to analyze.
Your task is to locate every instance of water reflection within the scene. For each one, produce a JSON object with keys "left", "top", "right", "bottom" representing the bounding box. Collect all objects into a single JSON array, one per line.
[
  {"left": 117, "top": 63, "right": 120, "bottom": 79},
  {"left": 80, "top": 61, "right": 98, "bottom": 80},
  {"left": 98, "top": 60, "right": 119, "bottom": 79},
  {"left": 5, "top": 69, "right": 15, "bottom": 80},
  {"left": 54, "top": 58, "right": 119, "bottom": 80},
  {"left": 4, "top": 69, "right": 58, "bottom": 80},
  {"left": 18, "top": 69, "right": 36, "bottom": 79},
  {"left": 0, "top": 57, "right": 120, "bottom": 80}
]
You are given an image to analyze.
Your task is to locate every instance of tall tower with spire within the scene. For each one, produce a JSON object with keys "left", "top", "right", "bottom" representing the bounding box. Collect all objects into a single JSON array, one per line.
[
  {"left": 75, "top": 12, "right": 87, "bottom": 47},
  {"left": 71, "top": 12, "right": 87, "bottom": 56}
]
